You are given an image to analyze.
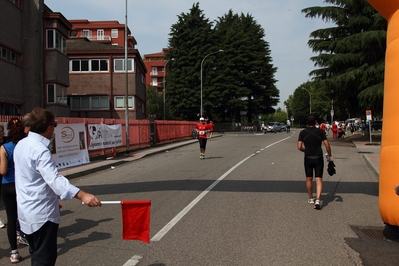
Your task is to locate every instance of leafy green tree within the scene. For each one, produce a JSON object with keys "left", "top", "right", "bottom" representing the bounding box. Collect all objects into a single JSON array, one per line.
[
  {"left": 302, "top": 0, "right": 386, "bottom": 119},
  {"left": 146, "top": 86, "right": 163, "bottom": 119},
  {"left": 213, "top": 11, "right": 279, "bottom": 122},
  {"left": 273, "top": 108, "right": 288, "bottom": 123},
  {"left": 166, "top": 3, "right": 215, "bottom": 121},
  {"left": 290, "top": 83, "right": 333, "bottom": 125},
  {"left": 166, "top": 4, "right": 279, "bottom": 122}
]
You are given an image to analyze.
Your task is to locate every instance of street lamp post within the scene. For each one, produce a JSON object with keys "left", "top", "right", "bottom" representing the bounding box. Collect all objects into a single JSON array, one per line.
[
  {"left": 163, "top": 60, "right": 169, "bottom": 120},
  {"left": 124, "top": 0, "right": 129, "bottom": 154},
  {"left": 301, "top": 87, "right": 312, "bottom": 114},
  {"left": 200, "top": 50, "right": 223, "bottom": 117}
]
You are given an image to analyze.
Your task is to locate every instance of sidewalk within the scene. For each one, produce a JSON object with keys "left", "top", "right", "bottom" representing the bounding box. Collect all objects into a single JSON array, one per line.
[
  {"left": 59, "top": 138, "right": 199, "bottom": 179},
  {"left": 349, "top": 133, "right": 381, "bottom": 176}
]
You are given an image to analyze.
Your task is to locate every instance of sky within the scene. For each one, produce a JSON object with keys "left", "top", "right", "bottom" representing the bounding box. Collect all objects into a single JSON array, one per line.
[{"left": 45, "top": 0, "right": 331, "bottom": 110}]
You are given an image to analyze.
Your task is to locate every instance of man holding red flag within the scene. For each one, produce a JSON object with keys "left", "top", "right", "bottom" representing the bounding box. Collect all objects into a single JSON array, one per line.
[{"left": 14, "top": 108, "right": 102, "bottom": 266}]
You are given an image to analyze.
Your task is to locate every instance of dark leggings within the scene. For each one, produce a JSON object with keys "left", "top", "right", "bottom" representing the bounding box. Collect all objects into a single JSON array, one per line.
[{"left": 1, "top": 182, "right": 18, "bottom": 250}]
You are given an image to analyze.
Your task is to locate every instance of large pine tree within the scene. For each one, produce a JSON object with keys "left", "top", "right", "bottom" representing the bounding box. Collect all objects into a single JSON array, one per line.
[
  {"left": 166, "top": 3, "right": 279, "bottom": 122},
  {"left": 166, "top": 3, "right": 216, "bottom": 120},
  {"left": 302, "top": 0, "right": 386, "bottom": 119},
  {"left": 213, "top": 11, "right": 278, "bottom": 122}
]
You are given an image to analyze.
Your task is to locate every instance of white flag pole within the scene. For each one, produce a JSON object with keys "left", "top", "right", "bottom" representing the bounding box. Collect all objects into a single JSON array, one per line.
[
  {"left": 82, "top": 201, "right": 121, "bottom": 204},
  {"left": 101, "top": 201, "right": 121, "bottom": 204}
]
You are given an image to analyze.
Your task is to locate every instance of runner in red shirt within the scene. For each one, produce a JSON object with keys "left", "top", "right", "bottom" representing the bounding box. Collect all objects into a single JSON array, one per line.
[
  {"left": 196, "top": 117, "right": 210, "bottom": 159},
  {"left": 332, "top": 122, "right": 338, "bottom": 140},
  {"left": 207, "top": 120, "right": 215, "bottom": 139},
  {"left": 320, "top": 121, "right": 326, "bottom": 134}
]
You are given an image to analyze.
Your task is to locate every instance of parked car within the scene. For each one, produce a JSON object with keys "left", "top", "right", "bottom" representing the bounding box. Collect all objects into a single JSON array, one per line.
[
  {"left": 265, "top": 122, "right": 282, "bottom": 133},
  {"left": 364, "top": 120, "right": 383, "bottom": 131},
  {"left": 280, "top": 123, "right": 287, "bottom": 131},
  {"left": 371, "top": 120, "right": 383, "bottom": 131}
]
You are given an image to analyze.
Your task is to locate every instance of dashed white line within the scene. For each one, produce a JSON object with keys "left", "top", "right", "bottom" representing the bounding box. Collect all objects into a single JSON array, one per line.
[{"left": 122, "top": 255, "right": 142, "bottom": 266}]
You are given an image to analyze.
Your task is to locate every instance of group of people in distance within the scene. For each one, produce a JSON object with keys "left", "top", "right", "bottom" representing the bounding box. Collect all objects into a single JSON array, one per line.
[
  {"left": 315, "top": 120, "right": 357, "bottom": 140},
  {"left": 0, "top": 107, "right": 101, "bottom": 265}
]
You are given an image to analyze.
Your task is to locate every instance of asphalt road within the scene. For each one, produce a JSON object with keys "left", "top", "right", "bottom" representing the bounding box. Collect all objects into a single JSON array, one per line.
[{"left": 0, "top": 130, "right": 395, "bottom": 265}]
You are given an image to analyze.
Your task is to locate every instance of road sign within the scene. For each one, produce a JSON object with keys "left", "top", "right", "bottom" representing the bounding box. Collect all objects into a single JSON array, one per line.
[{"left": 366, "top": 110, "right": 372, "bottom": 121}]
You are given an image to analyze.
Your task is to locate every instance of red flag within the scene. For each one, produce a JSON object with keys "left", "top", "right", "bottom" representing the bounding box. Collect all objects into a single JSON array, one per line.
[{"left": 121, "top": 200, "right": 151, "bottom": 243}]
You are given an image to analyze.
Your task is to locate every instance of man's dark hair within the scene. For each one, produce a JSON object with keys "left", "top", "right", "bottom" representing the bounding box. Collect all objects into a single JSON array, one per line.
[
  {"left": 29, "top": 107, "right": 56, "bottom": 134},
  {"left": 307, "top": 114, "right": 317, "bottom": 126}
]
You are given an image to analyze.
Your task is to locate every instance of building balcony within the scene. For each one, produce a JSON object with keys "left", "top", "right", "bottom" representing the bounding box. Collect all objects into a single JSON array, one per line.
[{"left": 71, "top": 34, "right": 112, "bottom": 43}]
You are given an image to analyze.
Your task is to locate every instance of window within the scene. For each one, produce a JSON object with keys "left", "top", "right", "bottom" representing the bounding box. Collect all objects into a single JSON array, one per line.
[
  {"left": 81, "top": 60, "right": 89, "bottom": 71},
  {"left": 46, "top": 29, "right": 66, "bottom": 53},
  {"left": 114, "top": 96, "right": 134, "bottom": 109},
  {"left": 0, "top": 46, "right": 20, "bottom": 65},
  {"left": 70, "top": 59, "right": 109, "bottom": 72},
  {"left": 47, "top": 84, "right": 67, "bottom": 104},
  {"left": 91, "top": 59, "right": 108, "bottom": 71},
  {"left": 111, "top": 29, "right": 118, "bottom": 38},
  {"left": 7, "top": 0, "right": 20, "bottom": 7},
  {"left": 114, "top": 59, "right": 134, "bottom": 72},
  {"left": 82, "top": 30, "right": 91, "bottom": 39},
  {"left": 151, "top": 66, "right": 157, "bottom": 75},
  {"left": 151, "top": 77, "right": 157, "bottom": 86},
  {"left": 97, "top": 29, "right": 104, "bottom": 40},
  {"left": 70, "top": 96, "right": 109, "bottom": 110},
  {"left": 91, "top": 96, "right": 109, "bottom": 109}
]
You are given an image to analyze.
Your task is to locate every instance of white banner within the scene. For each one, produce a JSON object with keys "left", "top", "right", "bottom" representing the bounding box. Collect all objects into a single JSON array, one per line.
[
  {"left": 51, "top": 124, "right": 90, "bottom": 169},
  {"left": 88, "top": 124, "right": 122, "bottom": 150}
]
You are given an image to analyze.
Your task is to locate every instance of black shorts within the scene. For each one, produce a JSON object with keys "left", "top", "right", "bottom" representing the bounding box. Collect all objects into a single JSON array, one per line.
[
  {"left": 198, "top": 138, "right": 207, "bottom": 149},
  {"left": 304, "top": 156, "right": 324, "bottom": 178}
]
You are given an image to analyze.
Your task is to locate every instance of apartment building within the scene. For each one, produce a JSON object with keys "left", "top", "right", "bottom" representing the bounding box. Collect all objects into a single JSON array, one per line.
[
  {"left": 67, "top": 20, "right": 147, "bottom": 119},
  {"left": 0, "top": 1, "right": 71, "bottom": 116},
  {"left": 143, "top": 48, "right": 168, "bottom": 93}
]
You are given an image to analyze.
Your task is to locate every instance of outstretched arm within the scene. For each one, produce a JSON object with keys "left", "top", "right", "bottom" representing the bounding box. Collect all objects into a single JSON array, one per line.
[{"left": 75, "top": 190, "right": 102, "bottom": 207}]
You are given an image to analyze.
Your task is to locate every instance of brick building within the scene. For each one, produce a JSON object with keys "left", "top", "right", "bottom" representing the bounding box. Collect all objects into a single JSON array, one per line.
[
  {"left": 0, "top": 1, "right": 71, "bottom": 116},
  {"left": 67, "top": 20, "right": 147, "bottom": 119},
  {"left": 143, "top": 48, "right": 168, "bottom": 93}
]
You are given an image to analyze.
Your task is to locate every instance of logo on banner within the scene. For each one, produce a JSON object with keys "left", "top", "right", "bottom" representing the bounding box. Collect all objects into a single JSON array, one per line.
[{"left": 60, "top": 126, "right": 75, "bottom": 143}]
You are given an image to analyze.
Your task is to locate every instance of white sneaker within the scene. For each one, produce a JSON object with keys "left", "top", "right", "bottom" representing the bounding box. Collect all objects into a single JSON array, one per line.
[
  {"left": 10, "top": 251, "right": 21, "bottom": 263},
  {"left": 0, "top": 218, "right": 6, "bottom": 228},
  {"left": 314, "top": 199, "right": 321, "bottom": 209}
]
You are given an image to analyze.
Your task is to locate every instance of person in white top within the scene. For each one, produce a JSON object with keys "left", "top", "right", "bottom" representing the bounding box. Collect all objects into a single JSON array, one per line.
[{"left": 14, "top": 107, "right": 102, "bottom": 266}]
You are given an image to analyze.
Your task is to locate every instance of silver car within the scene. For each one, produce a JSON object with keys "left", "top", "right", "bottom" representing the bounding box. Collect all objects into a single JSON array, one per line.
[{"left": 265, "top": 122, "right": 282, "bottom": 133}]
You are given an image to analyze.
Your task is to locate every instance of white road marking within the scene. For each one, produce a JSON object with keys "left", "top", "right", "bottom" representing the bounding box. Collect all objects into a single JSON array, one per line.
[
  {"left": 151, "top": 134, "right": 292, "bottom": 242},
  {"left": 126, "top": 134, "right": 293, "bottom": 265},
  {"left": 122, "top": 255, "right": 142, "bottom": 266}
]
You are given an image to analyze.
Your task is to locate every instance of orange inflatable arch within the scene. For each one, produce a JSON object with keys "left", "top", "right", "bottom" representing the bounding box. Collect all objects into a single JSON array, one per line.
[{"left": 367, "top": 0, "right": 399, "bottom": 226}]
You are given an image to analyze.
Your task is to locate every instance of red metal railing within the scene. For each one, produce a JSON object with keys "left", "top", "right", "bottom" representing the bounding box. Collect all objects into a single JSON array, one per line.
[{"left": 0, "top": 115, "right": 196, "bottom": 158}]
